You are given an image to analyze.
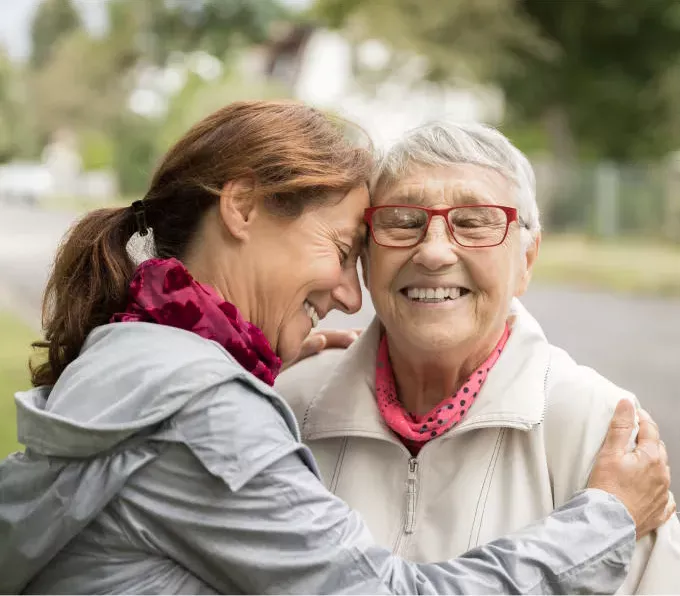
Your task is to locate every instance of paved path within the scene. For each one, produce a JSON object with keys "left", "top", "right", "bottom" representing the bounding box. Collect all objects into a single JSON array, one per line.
[
  {"left": 0, "top": 206, "right": 79, "bottom": 327},
  {"left": 1, "top": 205, "right": 678, "bottom": 495}
]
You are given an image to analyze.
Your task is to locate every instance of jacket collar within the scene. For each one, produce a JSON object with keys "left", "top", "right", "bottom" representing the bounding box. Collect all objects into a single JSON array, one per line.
[{"left": 302, "top": 299, "right": 550, "bottom": 443}]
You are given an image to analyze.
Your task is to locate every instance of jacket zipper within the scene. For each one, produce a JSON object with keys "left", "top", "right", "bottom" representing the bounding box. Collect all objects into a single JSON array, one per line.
[{"left": 405, "top": 457, "right": 418, "bottom": 534}]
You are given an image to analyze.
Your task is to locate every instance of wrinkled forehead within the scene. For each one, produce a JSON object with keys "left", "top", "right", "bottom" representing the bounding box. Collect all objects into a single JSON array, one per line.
[{"left": 371, "top": 163, "right": 516, "bottom": 208}]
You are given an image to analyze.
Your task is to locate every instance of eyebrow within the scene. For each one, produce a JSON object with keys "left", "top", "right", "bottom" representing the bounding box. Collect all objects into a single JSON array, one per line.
[{"left": 385, "top": 191, "right": 494, "bottom": 206}]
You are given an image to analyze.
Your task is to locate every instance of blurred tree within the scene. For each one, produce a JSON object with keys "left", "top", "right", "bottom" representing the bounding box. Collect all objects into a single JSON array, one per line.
[
  {"left": 0, "top": 49, "right": 18, "bottom": 160},
  {"left": 147, "top": 0, "right": 287, "bottom": 63},
  {"left": 104, "top": 0, "right": 288, "bottom": 65},
  {"left": 21, "top": 0, "right": 291, "bottom": 191},
  {"left": 80, "top": 129, "right": 116, "bottom": 171},
  {"left": 0, "top": 50, "right": 39, "bottom": 161},
  {"left": 314, "top": 0, "right": 550, "bottom": 84},
  {"left": 156, "top": 59, "right": 290, "bottom": 152},
  {"left": 112, "top": 114, "right": 161, "bottom": 196},
  {"left": 28, "top": 30, "right": 129, "bottom": 148},
  {"left": 30, "top": 0, "right": 82, "bottom": 70},
  {"left": 315, "top": 0, "right": 680, "bottom": 161},
  {"left": 502, "top": 0, "right": 680, "bottom": 162}
]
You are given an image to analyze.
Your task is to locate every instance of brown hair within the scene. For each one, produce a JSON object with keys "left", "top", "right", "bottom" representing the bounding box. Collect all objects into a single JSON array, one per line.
[{"left": 31, "top": 100, "right": 373, "bottom": 386}]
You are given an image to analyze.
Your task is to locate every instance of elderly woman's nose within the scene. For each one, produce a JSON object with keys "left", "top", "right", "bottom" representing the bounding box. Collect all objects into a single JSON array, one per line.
[
  {"left": 412, "top": 216, "right": 459, "bottom": 270},
  {"left": 331, "top": 267, "right": 363, "bottom": 314}
]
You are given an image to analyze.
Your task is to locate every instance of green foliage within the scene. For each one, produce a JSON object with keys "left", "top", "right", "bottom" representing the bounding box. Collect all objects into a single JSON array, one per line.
[
  {"left": 0, "top": 51, "right": 40, "bottom": 161},
  {"left": 0, "top": 50, "right": 18, "bottom": 161},
  {"left": 315, "top": 0, "right": 680, "bottom": 161},
  {"left": 502, "top": 0, "right": 680, "bottom": 161},
  {"left": 156, "top": 60, "right": 291, "bottom": 152},
  {"left": 133, "top": 0, "right": 289, "bottom": 64},
  {"left": 30, "top": 0, "right": 82, "bottom": 69},
  {"left": 0, "top": 312, "right": 36, "bottom": 458},
  {"left": 80, "top": 129, "right": 115, "bottom": 171},
  {"left": 113, "top": 115, "right": 162, "bottom": 196}
]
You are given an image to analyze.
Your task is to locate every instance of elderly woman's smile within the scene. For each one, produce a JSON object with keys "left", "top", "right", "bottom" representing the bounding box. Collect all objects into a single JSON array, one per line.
[{"left": 402, "top": 285, "right": 470, "bottom": 303}]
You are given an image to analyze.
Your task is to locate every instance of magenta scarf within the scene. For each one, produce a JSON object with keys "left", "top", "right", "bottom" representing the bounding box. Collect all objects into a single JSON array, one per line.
[
  {"left": 111, "top": 258, "right": 282, "bottom": 385},
  {"left": 375, "top": 324, "right": 510, "bottom": 455}
]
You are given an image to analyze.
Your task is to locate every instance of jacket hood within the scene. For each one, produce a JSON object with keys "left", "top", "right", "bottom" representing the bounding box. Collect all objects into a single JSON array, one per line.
[{"left": 15, "top": 322, "right": 263, "bottom": 458}]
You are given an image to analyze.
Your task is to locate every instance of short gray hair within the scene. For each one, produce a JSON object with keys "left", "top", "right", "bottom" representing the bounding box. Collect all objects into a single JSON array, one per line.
[{"left": 372, "top": 122, "right": 541, "bottom": 246}]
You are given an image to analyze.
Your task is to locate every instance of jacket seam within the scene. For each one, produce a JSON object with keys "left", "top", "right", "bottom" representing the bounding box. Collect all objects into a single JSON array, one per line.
[
  {"left": 468, "top": 428, "right": 506, "bottom": 550},
  {"left": 329, "top": 437, "right": 349, "bottom": 492},
  {"left": 304, "top": 414, "right": 539, "bottom": 440}
]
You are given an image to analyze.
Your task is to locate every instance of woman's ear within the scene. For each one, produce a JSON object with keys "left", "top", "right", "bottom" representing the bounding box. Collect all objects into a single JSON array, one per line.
[
  {"left": 515, "top": 231, "right": 541, "bottom": 297},
  {"left": 218, "top": 179, "right": 257, "bottom": 241}
]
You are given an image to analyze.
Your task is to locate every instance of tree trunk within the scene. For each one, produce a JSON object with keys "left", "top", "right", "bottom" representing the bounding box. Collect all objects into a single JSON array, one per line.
[{"left": 542, "top": 104, "right": 576, "bottom": 165}]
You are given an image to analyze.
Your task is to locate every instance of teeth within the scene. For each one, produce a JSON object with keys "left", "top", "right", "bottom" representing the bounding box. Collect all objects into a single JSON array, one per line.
[
  {"left": 304, "top": 300, "right": 320, "bottom": 327},
  {"left": 406, "top": 287, "right": 463, "bottom": 302}
]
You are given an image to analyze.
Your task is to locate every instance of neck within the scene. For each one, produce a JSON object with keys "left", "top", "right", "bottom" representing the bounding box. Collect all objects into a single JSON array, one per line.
[
  {"left": 183, "top": 241, "right": 258, "bottom": 329},
  {"left": 387, "top": 327, "right": 505, "bottom": 416}
]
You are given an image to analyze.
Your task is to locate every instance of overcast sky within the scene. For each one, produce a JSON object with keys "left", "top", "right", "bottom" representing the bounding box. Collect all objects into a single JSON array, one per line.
[
  {"left": 0, "top": 0, "right": 107, "bottom": 61},
  {"left": 0, "top": 0, "right": 311, "bottom": 62}
]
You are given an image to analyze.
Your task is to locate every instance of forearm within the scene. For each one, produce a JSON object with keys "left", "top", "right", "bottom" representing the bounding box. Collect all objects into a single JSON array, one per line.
[
  {"left": 392, "top": 488, "right": 635, "bottom": 594},
  {"left": 134, "top": 447, "right": 635, "bottom": 595}
]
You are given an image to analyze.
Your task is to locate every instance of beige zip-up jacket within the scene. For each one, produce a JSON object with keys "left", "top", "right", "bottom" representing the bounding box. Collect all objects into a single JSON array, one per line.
[{"left": 276, "top": 300, "right": 680, "bottom": 594}]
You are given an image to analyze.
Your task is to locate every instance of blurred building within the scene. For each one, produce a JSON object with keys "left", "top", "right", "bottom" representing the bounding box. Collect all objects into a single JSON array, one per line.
[{"left": 259, "top": 24, "right": 504, "bottom": 149}]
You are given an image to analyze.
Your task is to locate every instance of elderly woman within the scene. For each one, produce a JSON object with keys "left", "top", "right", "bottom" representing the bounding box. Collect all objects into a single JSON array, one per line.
[
  {"left": 276, "top": 122, "right": 680, "bottom": 593},
  {"left": 1, "top": 102, "right": 672, "bottom": 594}
]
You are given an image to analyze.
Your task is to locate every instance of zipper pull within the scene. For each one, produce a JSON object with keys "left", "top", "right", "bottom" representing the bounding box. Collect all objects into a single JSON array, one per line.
[{"left": 405, "top": 457, "right": 418, "bottom": 534}]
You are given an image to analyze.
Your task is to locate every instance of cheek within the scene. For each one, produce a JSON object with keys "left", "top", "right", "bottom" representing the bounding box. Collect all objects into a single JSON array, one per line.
[
  {"left": 303, "top": 255, "right": 345, "bottom": 293},
  {"left": 467, "top": 251, "right": 514, "bottom": 298},
  {"left": 366, "top": 249, "right": 402, "bottom": 293}
]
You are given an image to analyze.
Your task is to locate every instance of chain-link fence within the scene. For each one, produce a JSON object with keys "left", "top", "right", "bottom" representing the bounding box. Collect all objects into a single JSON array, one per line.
[{"left": 532, "top": 157, "right": 680, "bottom": 243}]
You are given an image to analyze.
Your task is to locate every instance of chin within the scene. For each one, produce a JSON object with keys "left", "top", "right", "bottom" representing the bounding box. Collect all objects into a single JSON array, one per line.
[
  {"left": 276, "top": 326, "right": 309, "bottom": 364},
  {"left": 401, "top": 319, "right": 476, "bottom": 352}
]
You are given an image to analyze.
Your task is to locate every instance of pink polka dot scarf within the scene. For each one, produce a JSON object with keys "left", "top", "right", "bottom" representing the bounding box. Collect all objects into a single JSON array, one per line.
[
  {"left": 375, "top": 324, "right": 510, "bottom": 455},
  {"left": 111, "top": 258, "right": 282, "bottom": 386}
]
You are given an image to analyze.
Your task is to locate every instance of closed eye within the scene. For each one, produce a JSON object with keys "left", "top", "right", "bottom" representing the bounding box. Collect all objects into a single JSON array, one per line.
[{"left": 338, "top": 245, "right": 351, "bottom": 266}]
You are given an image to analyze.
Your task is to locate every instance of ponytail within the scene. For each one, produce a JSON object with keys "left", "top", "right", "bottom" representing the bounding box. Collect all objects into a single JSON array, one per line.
[{"left": 31, "top": 207, "right": 137, "bottom": 386}]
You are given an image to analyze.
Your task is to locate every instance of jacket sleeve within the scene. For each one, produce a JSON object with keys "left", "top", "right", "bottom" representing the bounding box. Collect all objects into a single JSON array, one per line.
[
  {"left": 116, "top": 380, "right": 636, "bottom": 595},
  {"left": 544, "top": 351, "right": 680, "bottom": 594}
]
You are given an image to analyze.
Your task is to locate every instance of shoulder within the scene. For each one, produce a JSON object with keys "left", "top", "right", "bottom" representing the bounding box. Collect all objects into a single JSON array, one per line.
[
  {"left": 166, "top": 370, "right": 317, "bottom": 492},
  {"left": 274, "top": 348, "right": 347, "bottom": 424},
  {"left": 545, "top": 344, "right": 637, "bottom": 429},
  {"left": 543, "top": 344, "right": 638, "bottom": 500},
  {"left": 85, "top": 323, "right": 314, "bottom": 489}
]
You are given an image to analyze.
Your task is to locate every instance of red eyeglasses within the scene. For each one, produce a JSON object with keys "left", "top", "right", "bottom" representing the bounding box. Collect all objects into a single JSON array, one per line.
[{"left": 363, "top": 204, "right": 519, "bottom": 248}]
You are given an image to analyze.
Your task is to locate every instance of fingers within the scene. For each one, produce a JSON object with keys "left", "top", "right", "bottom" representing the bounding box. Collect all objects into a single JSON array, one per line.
[
  {"left": 313, "top": 329, "right": 359, "bottom": 349},
  {"left": 601, "top": 399, "right": 637, "bottom": 454},
  {"left": 662, "top": 491, "right": 677, "bottom": 525},
  {"left": 637, "top": 408, "right": 660, "bottom": 442},
  {"left": 659, "top": 440, "right": 669, "bottom": 466},
  {"left": 297, "top": 334, "right": 326, "bottom": 360}
]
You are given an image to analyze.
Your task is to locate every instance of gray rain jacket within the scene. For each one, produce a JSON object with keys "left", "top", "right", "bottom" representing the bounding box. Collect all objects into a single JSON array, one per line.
[{"left": 0, "top": 323, "right": 635, "bottom": 594}]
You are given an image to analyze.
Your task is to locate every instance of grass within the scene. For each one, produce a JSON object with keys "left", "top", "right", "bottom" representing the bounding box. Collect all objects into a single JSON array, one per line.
[
  {"left": 534, "top": 234, "right": 680, "bottom": 297},
  {"left": 0, "top": 312, "right": 38, "bottom": 458}
]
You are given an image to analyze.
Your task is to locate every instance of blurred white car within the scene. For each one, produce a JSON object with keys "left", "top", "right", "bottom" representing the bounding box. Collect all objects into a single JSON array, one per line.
[{"left": 0, "top": 162, "right": 54, "bottom": 207}]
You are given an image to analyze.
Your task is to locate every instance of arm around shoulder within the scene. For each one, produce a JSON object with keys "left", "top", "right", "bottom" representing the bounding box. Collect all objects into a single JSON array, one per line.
[{"left": 543, "top": 348, "right": 680, "bottom": 593}]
